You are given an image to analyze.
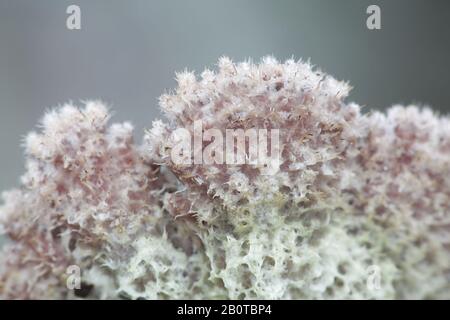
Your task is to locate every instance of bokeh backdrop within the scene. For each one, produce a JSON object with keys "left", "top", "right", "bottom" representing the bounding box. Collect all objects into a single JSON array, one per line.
[{"left": 1, "top": 0, "right": 449, "bottom": 194}]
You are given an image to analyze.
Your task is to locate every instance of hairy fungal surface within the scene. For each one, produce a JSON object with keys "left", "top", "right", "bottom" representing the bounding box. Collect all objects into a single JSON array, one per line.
[{"left": 1, "top": 57, "right": 449, "bottom": 299}]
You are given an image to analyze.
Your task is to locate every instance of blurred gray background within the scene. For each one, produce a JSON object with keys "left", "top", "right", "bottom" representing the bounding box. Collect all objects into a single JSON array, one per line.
[{"left": 0, "top": 0, "right": 449, "bottom": 193}]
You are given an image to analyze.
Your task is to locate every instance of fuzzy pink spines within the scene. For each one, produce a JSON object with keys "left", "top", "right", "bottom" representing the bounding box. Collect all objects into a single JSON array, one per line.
[
  {"left": 6, "top": 102, "right": 164, "bottom": 242},
  {"left": 0, "top": 102, "right": 182, "bottom": 298},
  {"left": 351, "top": 106, "right": 450, "bottom": 298},
  {"left": 146, "top": 57, "right": 363, "bottom": 230}
]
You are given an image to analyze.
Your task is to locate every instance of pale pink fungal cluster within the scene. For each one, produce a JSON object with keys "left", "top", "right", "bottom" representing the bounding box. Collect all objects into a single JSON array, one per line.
[{"left": 0, "top": 57, "right": 449, "bottom": 299}]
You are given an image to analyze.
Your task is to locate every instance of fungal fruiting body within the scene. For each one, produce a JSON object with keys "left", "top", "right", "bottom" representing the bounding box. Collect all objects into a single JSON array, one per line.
[{"left": 0, "top": 57, "right": 449, "bottom": 299}]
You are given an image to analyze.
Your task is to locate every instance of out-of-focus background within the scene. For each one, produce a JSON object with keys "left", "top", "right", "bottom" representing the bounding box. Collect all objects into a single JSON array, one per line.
[{"left": 0, "top": 0, "right": 449, "bottom": 194}]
